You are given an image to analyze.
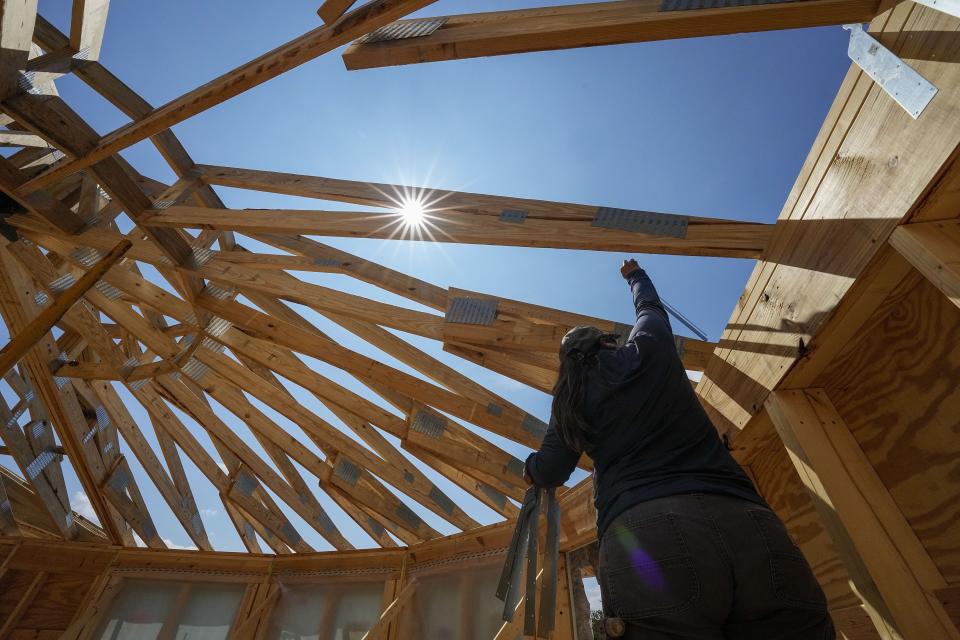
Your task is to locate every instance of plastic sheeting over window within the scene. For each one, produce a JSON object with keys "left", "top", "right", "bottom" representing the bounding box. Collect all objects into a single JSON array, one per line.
[
  {"left": 267, "top": 580, "right": 385, "bottom": 640},
  {"left": 398, "top": 558, "right": 506, "bottom": 640},
  {"left": 94, "top": 579, "right": 246, "bottom": 640}
]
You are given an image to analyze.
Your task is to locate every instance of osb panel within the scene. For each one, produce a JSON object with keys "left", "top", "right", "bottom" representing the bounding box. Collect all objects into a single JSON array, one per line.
[
  {"left": 751, "top": 439, "right": 860, "bottom": 610},
  {"left": 820, "top": 272, "right": 960, "bottom": 582}
]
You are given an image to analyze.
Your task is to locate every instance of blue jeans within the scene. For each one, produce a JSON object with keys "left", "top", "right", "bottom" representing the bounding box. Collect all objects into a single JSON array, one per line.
[{"left": 598, "top": 493, "right": 835, "bottom": 639}]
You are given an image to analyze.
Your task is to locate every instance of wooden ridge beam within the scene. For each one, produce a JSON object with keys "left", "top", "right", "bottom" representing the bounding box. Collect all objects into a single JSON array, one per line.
[
  {"left": 145, "top": 205, "right": 772, "bottom": 258},
  {"left": 341, "top": 0, "right": 881, "bottom": 70},
  {"left": 18, "top": 0, "right": 439, "bottom": 193}
]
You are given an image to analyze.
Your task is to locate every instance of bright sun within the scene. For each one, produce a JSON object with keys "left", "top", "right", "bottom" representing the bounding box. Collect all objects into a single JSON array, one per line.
[{"left": 397, "top": 196, "right": 426, "bottom": 226}]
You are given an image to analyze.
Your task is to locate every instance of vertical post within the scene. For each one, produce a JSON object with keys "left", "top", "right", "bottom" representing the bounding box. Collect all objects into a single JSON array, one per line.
[{"left": 766, "top": 389, "right": 958, "bottom": 639}]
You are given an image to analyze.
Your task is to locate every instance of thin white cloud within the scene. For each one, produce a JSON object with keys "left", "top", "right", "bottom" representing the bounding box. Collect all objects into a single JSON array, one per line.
[
  {"left": 72, "top": 491, "right": 100, "bottom": 525},
  {"left": 200, "top": 508, "right": 219, "bottom": 517}
]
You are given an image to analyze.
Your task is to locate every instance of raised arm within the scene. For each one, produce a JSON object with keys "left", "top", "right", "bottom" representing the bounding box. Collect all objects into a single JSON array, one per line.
[{"left": 621, "top": 258, "right": 673, "bottom": 344}]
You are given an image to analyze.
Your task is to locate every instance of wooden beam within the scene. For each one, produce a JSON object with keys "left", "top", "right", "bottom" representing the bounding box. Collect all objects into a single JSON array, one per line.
[
  {"left": 145, "top": 205, "right": 771, "bottom": 258},
  {"left": 318, "top": 0, "right": 358, "bottom": 24},
  {"left": 69, "top": 0, "right": 109, "bottom": 59},
  {"left": 18, "top": 0, "right": 440, "bottom": 193},
  {"left": 0, "top": 130, "right": 47, "bottom": 147},
  {"left": 362, "top": 579, "right": 417, "bottom": 640},
  {"left": 0, "top": 239, "right": 130, "bottom": 378},
  {"left": 890, "top": 221, "right": 960, "bottom": 311},
  {"left": 341, "top": 0, "right": 880, "bottom": 70},
  {"left": 695, "top": 2, "right": 960, "bottom": 435},
  {"left": 0, "top": 0, "right": 38, "bottom": 99},
  {"left": 765, "top": 389, "right": 958, "bottom": 639}
]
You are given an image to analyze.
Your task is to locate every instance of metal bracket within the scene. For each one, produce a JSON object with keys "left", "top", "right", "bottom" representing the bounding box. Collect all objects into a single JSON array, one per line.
[
  {"left": 499, "top": 209, "right": 528, "bottom": 224},
  {"left": 912, "top": 0, "right": 960, "bottom": 18},
  {"left": 333, "top": 457, "right": 361, "bottom": 487},
  {"left": 410, "top": 409, "right": 446, "bottom": 439},
  {"left": 521, "top": 414, "right": 548, "bottom": 440},
  {"left": 592, "top": 208, "right": 688, "bottom": 238},
  {"left": 843, "top": 24, "right": 938, "bottom": 119},
  {"left": 357, "top": 16, "right": 448, "bottom": 44},
  {"left": 446, "top": 296, "right": 498, "bottom": 326}
]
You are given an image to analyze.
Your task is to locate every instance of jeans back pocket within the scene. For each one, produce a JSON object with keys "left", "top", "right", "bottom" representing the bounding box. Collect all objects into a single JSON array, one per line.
[
  {"left": 747, "top": 508, "right": 827, "bottom": 611},
  {"left": 599, "top": 513, "right": 700, "bottom": 620}
]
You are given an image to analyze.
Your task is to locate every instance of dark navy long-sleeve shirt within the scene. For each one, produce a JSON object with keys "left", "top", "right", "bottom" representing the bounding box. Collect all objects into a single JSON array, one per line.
[{"left": 525, "top": 268, "right": 764, "bottom": 538}]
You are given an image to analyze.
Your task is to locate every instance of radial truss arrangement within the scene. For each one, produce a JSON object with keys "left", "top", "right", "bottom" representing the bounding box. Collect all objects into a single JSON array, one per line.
[{"left": 0, "top": 0, "right": 959, "bottom": 638}]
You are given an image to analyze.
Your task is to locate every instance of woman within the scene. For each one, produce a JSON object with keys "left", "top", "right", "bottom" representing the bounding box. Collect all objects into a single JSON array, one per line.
[{"left": 524, "top": 259, "right": 833, "bottom": 639}]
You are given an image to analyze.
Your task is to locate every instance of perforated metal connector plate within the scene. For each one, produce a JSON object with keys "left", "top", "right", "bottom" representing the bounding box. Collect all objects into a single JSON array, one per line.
[
  {"left": 333, "top": 457, "right": 361, "bottom": 487},
  {"left": 843, "top": 24, "right": 938, "bottom": 119},
  {"left": 499, "top": 209, "right": 528, "bottom": 224},
  {"left": 410, "top": 409, "right": 445, "bottom": 439},
  {"left": 592, "top": 208, "right": 688, "bottom": 238},
  {"left": 357, "top": 16, "right": 448, "bottom": 44},
  {"left": 446, "top": 297, "right": 498, "bottom": 326}
]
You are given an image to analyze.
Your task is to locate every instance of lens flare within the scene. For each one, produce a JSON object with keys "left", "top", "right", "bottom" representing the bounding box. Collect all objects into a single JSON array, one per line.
[{"left": 397, "top": 195, "right": 426, "bottom": 227}]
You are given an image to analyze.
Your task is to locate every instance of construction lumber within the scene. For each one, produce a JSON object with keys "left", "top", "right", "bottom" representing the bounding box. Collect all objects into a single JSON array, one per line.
[
  {"left": 0, "top": 0, "right": 38, "bottom": 99},
  {"left": 69, "top": 0, "right": 110, "bottom": 60},
  {"left": 145, "top": 205, "right": 772, "bottom": 258},
  {"left": 18, "top": 0, "right": 440, "bottom": 193},
  {"left": 318, "top": 0, "right": 358, "bottom": 24},
  {"left": 766, "top": 389, "right": 958, "bottom": 639},
  {"left": 695, "top": 2, "right": 960, "bottom": 434},
  {"left": 890, "top": 221, "right": 960, "bottom": 310},
  {"left": 341, "top": 0, "right": 880, "bottom": 70},
  {"left": 0, "top": 238, "right": 130, "bottom": 378}
]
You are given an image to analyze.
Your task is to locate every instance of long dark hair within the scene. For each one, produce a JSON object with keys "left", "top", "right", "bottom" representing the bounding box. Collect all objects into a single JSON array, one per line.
[{"left": 551, "top": 353, "right": 596, "bottom": 452}]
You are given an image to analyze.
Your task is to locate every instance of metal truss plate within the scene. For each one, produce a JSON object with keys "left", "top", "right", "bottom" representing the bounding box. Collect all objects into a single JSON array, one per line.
[
  {"left": 674, "top": 335, "right": 687, "bottom": 360},
  {"left": 479, "top": 483, "right": 508, "bottom": 509},
  {"left": 592, "top": 208, "right": 688, "bottom": 238},
  {"left": 660, "top": 0, "right": 801, "bottom": 9},
  {"left": 446, "top": 296, "right": 498, "bottom": 326},
  {"left": 507, "top": 456, "right": 526, "bottom": 479},
  {"left": 25, "top": 449, "right": 56, "bottom": 479},
  {"left": 521, "top": 414, "right": 548, "bottom": 440},
  {"left": 357, "top": 16, "right": 448, "bottom": 44},
  {"left": 395, "top": 502, "right": 423, "bottom": 528},
  {"left": 234, "top": 471, "right": 258, "bottom": 496},
  {"left": 333, "top": 457, "right": 361, "bottom": 487},
  {"left": 410, "top": 409, "right": 445, "bottom": 439},
  {"left": 499, "top": 209, "right": 528, "bottom": 224},
  {"left": 429, "top": 486, "right": 456, "bottom": 515},
  {"left": 844, "top": 24, "right": 937, "bottom": 119}
]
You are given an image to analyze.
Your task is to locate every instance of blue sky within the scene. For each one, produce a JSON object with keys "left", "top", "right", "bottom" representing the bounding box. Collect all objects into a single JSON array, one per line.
[{"left": 1, "top": 1, "right": 853, "bottom": 553}]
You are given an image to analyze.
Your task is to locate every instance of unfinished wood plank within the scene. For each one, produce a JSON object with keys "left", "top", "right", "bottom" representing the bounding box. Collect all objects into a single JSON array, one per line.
[
  {"left": 146, "top": 205, "right": 771, "bottom": 258},
  {"left": 696, "top": 2, "right": 960, "bottom": 434},
  {"left": 0, "top": 0, "right": 38, "bottom": 99},
  {"left": 766, "top": 389, "right": 958, "bottom": 639},
  {"left": 0, "top": 239, "right": 129, "bottom": 378},
  {"left": 19, "top": 0, "right": 440, "bottom": 192},
  {"left": 69, "top": 0, "right": 109, "bottom": 59},
  {"left": 890, "top": 220, "right": 960, "bottom": 310},
  {"left": 342, "top": 0, "right": 880, "bottom": 69}
]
